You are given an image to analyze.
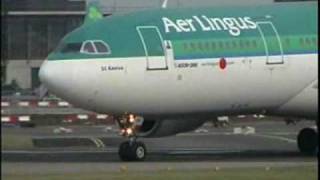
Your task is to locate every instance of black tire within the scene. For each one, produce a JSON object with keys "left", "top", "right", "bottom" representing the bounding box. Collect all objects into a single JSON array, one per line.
[
  {"left": 297, "top": 128, "right": 318, "bottom": 155},
  {"left": 131, "top": 141, "right": 147, "bottom": 161},
  {"left": 118, "top": 141, "right": 130, "bottom": 161},
  {"left": 118, "top": 141, "right": 147, "bottom": 161}
]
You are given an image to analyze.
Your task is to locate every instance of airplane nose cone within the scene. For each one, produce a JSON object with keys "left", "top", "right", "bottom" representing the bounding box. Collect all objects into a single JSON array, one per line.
[
  {"left": 39, "top": 60, "right": 51, "bottom": 87},
  {"left": 39, "top": 60, "right": 74, "bottom": 97}
]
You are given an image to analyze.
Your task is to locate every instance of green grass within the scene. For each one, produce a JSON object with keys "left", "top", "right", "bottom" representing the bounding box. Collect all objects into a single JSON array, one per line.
[
  {"left": 1, "top": 134, "right": 33, "bottom": 150},
  {"left": 3, "top": 166, "right": 317, "bottom": 180}
]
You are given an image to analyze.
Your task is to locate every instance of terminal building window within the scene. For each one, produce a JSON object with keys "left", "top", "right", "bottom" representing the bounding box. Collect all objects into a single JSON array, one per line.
[
  {"left": 7, "top": 17, "right": 28, "bottom": 59},
  {"left": 48, "top": 18, "right": 66, "bottom": 53},
  {"left": 4, "top": 16, "right": 83, "bottom": 60},
  {"left": 28, "top": 17, "right": 48, "bottom": 59}
]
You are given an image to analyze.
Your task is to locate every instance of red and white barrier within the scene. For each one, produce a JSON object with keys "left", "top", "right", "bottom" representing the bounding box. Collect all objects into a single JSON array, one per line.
[
  {"left": 1, "top": 100, "right": 73, "bottom": 108},
  {"left": 1, "top": 116, "right": 11, "bottom": 123},
  {"left": 96, "top": 114, "right": 108, "bottom": 120},
  {"left": 77, "top": 114, "right": 89, "bottom": 120},
  {"left": 61, "top": 114, "right": 76, "bottom": 123},
  {"left": 1, "top": 116, "right": 22, "bottom": 124},
  {"left": 253, "top": 114, "right": 266, "bottom": 119},
  {"left": 2, "top": 113, "right": 110, "bottom": 125},
  {"left": 1, "top": 101, "right": 10, "bottom": 107},
  {"left": 18, "top": 101, "right": 30, "bottom": 107},
  {"left": 38, "top": 101, "right": 50, "bottom": 107},
  {"left": 18, "top": 116, "right": 31, "bottom": 122},
  {"left": 57, "top": 101, "right": 70, "bottom": 107},
  {"left": 62, "top": 113, "right": 109, "bottom": 123}
]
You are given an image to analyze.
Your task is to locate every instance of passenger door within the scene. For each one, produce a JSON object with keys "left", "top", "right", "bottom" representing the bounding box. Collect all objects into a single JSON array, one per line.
[
  {"left": 256, "top": 21, "right": 284, "bottom": 65},
  {"left": 137, "top": 26, "right": 168, "bottom": 70}
]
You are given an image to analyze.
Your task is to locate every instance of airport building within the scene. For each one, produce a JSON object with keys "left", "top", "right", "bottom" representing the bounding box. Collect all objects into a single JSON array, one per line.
[{"left": 0, "top": 0, "right": 313, "bottom": 90}]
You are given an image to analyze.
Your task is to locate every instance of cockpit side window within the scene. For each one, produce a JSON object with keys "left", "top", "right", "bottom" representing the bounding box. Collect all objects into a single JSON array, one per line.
[
  {"left": 93, "top": 41, "right": 111, "bottom": 54},
  {"left": 81, "top": 41, "right": 95, "bottom": 54},
  {"left": 60, "top": 43, "right": 82, "bottom": 53}
]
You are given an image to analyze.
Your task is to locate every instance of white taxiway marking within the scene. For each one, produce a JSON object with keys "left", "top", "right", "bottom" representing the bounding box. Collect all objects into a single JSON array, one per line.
[
  {"left": 178, "top": 131, "right": 297, "bottom": 137},
  {"left": 90, "top": 138, "right": 106, "bottom": 148},
  {"left": 252, "top": 134, "right": 297, "bottom": 143}
]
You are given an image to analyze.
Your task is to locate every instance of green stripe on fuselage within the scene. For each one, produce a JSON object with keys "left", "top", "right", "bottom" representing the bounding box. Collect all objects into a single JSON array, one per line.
[{"left": 173, "top": 35, "right": 317, "bottom": 60}]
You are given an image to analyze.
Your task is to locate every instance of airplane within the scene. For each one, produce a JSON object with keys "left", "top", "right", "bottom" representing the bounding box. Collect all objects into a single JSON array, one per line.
[{"left": 39, "top": 1, "right": 318, "bottom": 161}]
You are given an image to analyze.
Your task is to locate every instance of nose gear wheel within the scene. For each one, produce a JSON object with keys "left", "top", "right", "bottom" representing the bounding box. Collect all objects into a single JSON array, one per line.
[{"left": 116, "top": 114, "right": 147, "bottom": 161}]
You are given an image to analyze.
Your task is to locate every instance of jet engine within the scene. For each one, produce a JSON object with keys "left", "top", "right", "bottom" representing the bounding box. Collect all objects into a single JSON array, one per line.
[{"left": 136, "top": 118, "right": 207, "bottom": 137}]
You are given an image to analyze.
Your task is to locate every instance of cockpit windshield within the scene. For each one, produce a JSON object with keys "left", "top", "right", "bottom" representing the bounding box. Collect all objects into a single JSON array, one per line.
[
  {"left": 60, "top": 43, "right": 83, "bottom": 53},
  {"left": 81, "top": 40, "right": 111, "bottom": 55},
  {"left": 58, "top": 40, "right": 111, "bottom": 55}
]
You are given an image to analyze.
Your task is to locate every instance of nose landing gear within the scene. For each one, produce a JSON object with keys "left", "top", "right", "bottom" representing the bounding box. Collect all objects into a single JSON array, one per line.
[{"left": 116, "top": 114, "right": 147, "bottom": 161}]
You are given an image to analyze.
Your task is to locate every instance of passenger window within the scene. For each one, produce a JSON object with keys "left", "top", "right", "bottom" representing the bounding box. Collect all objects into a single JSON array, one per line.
[
  {"left": 239, "top": 40, "right": 244, "bottom": 49},
  {"left": 94, "top": 41, "right": 110, "bottom": 54},
  {"left": 245, "top": 41, "right": 250, "bottom": 48},
  {"left": 61, "top": 43, "right": 82, "bottom": 53},
  {"left": 190, "top": 43, "right": 195, "bottom": 50},
  {"left": 312, "top": 38, "right": 317, "bottom": 45},
  {"left": 204, "top": 42, "right": 210, "bottom": 50},
  {"left": 211, "top": 42, "right": 216, "bottom": 50},
  {"left": 183, "top": 43, "right": 188, "bottom": 50},
  {"left": 218, "top": 41, "right": 224, "bottom": 49},
  {"left": 198, "top": 42, "right": 203, "bottom": 50},
  {"left": 252, "top": 40, "right": 257, "bottom": 48},
  {"left": 81, "top": 41, "right": 95, "bottom": 54},
  {"left": 299, "top": 38, "right": 304, "bottom": 46},
  {"left": 305, "top": 38, "right": 311, "bottom": 45},
  {"left": 232, "top": 41, "right": 237, "bottom": 48},
  {"left": 225, "top": 41, "right": 230, "bottom": 49},
  {"left": 285, "top": 38, "right": 290, "bottom": 46}
]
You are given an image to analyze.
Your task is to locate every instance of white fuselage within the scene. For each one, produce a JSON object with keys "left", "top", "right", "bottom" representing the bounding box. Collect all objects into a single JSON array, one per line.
[{"left": 40, "top": 53, "right": 318, "bottom": 119}]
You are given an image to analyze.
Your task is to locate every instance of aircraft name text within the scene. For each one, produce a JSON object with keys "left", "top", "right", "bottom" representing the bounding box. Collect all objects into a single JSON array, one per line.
[{"left": 101, "top": 65, "right": 124, "bottom": 71}]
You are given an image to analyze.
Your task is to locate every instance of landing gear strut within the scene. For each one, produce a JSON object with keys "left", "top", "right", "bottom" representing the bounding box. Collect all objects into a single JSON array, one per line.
[{"left": 116, "top": 114, "right": 147, "bottom": 161}]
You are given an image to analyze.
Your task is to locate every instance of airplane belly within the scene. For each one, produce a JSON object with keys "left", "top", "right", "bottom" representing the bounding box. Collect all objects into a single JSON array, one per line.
[{"left": 274, "top": 80, "right": 318, "bottom": 119}]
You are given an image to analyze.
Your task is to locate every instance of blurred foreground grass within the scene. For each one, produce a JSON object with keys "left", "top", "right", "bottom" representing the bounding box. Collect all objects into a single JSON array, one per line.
[
  {"left": 1, "top": 134, "right": 33, "bottom": 150},
  {"left": 3, "top": 166, "right": 317, "bottom": 180}
]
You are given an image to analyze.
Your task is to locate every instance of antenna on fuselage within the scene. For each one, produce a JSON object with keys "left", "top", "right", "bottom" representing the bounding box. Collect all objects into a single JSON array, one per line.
[{"left": 162, "top": 0, "right": 168, "bottom": 9}]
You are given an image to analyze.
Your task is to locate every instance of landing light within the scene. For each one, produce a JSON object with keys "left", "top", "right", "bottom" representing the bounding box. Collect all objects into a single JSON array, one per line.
[
  {"left": 129, "top": 114, "right": 135, "bottom": 123},
  {"left": 120, "top": 129, "right": 126, "bottom": 135},
  {"left": 126, "top": 128, "right": 133, "bottom": 135}
]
